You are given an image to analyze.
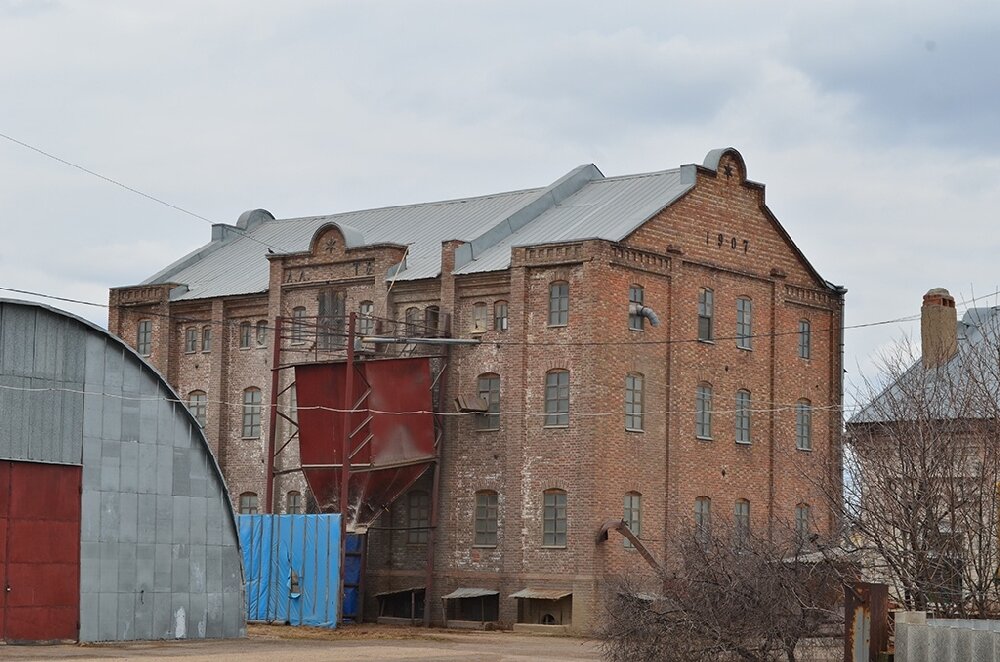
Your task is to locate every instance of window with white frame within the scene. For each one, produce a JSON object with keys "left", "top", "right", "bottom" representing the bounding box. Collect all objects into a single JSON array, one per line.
[
  {"left": 544, "top": 370, "right": 570, "bottom": 427},
  {"left": 137, "top": 319, "right": 152, "bottom": 356},
  {"left": 543, "top": 489, "right": 567, "bottom": 547},
  {"left": 696, "top": 383, "right": 713, "bottom": 439},
  {"left": 242, "top": 387, "right": 262, "bottom": 438},
  {"left": 736, "top": 297, "right": 752, "bottom": 349},
  {"left": 735, "top": 389, "right": 751, "bottom": 444}
]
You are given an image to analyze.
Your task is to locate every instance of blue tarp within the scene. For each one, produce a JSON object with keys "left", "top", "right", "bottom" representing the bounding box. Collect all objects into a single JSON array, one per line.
[{"left": 238, "top": 514, "right": 341, "bottom": 628}]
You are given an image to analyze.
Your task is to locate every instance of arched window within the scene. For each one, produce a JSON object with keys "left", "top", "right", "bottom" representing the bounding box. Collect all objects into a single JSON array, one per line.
[
  {"left": 542, "top": 489, "right": 567, "bottom": 547},
  {"left": 239, "top": 492, "right": 259, "bottom": 515},
  {"left": 407, "top": 490, "right": 430, "bottom": 543},
  {"left": 796, "top": 399, "right": 812, "bottom": 451},
  {"left": 474, "top": 490, "right": 498, "bottom": 547},
  {"left": 291, "top": 306, "right": 307, "bottom": 344},
  {"left": 734, "top": 499, "right": 751, "bottom": 548},
  {"left": 188, "top": 390, "right": 207, "bottom": 427},
  {"left": 494, "top": 300, "right": 509, "bottom": 332},
  {"left": 476, "top": 374, "right": 501, "bottom": 431},
  {"left": 628, "top": 285, "right": 644, "bottom": 331},
  {"left": 544, "top": 370, "right": 570, "bottom": 427},
  {"left": 136, "top": 319, "right": 152, "bottom": 356},
  {"left": 184, "top": 327, "right": 197, "bottom": 353},
  {"left": 242, "top": 387, "right": 262, "bottom": 438},
  {"left": 404, "top": 307, "right": 420, "bottom": 335},
  {"left": 735, "top": 389, "right": 751, "bottom": 444},
  {"left": 201, "top": 325, "right": 212, "bottom": 353},
  {"left": 256, "top": 320, "right": 268, "bottom": 346},
  {"left": 697, "top": 288, "right": 714, "bottom": 341},
  {"left": 696, "top": 383, "right": 713, "bottom": 439},
  {"left": 736, "top": 297, "right": 752, "bottom": 349},
  {"left": 472, "top": 302, "right": 488, "bottom": 333},
  {"left": 548, "top": 281, "right": 569, "bottom": 326},
  {"left": 798, "top": 320, "right": 811, "bottom": 359},
  {"left": 625, "top": 373, "right": 644, "bottom": 431},
  {"left": 695, "top": 496, "right": 712, "bottom": 541},
  {"left": 239, "top": 321, "right": 252, "bottom": 349},
  {"left": 358, "top": 301, "right": 375, "bottom": 336},
  {"left": 424, "top": 305, "right": 440, "bottom": 335},
  {"left": 623, "top": 492, "right": 641, "bottom": 548},
  {"left": 795, "top": 503, "right": 811, "bottom": 540},
  {"left": 287, "top": 491, "right": 302, "bottom": 515}
]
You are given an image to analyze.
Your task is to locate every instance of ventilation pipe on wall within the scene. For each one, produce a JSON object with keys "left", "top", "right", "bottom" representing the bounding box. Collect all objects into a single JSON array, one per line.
[{"left": 629, "top": 303, "right": 660, "bottom": 327}]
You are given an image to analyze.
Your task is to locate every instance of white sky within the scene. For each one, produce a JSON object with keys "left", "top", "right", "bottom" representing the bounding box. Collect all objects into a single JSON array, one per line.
[{"left": 2, "top": 1, "right": 999, "bottom": 406}]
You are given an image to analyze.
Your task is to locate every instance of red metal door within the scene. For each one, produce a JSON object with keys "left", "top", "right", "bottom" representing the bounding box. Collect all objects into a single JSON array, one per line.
[{"left": 1, "top": 461, "right": 81, "bottom": 643}]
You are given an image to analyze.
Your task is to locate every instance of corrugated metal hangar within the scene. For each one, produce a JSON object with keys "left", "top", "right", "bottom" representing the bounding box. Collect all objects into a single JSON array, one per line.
[{"left": 0, "top": 299, "right": 244, "bottom": 643}]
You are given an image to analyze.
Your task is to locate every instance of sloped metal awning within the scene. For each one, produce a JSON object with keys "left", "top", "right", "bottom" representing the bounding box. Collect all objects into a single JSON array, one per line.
[
  {"left": 509, "top": 588, "right": 573, "bottom": 600},
  {"left": 442, "top": 588, "right": 500, "bottom": 600},
  {"left": 374, "top": 586, "right": 425, "bottom": 598}
]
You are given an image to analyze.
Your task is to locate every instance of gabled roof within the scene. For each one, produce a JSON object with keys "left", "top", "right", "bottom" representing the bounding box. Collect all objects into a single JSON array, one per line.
[
  {"left": 135, "top": 148, "right": 820, "bottom": 302},
  {"left": 849, "top": 306, "right": 1000, "bottom": 424}
]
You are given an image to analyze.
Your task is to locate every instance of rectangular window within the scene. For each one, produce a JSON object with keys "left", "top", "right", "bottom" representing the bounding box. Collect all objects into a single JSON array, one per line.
[
  {"left": 256, "top": 320, "right": 268, "bottom": 346},
  {"left": 734, "top": 499, "right": 750, "bottom": 548},
  {"left": 407, "top": 492, "right": 430, "bottom": 543},
  {"left": 239, "top": 493, "right": 259, "bottom": 515},
  {"left": 201, "top": 326, "right": 212, "bottom": 353},
  {"left": 474, "top": 491, "right": 498, "bottom": 547},
  {"left": 695, "top": 384, "right": 712, "bottom": 439},
  {"left": 287, "top": 491, "right": 302, "bottom": 515},
  {"left": 137, "top": 320, "right": 152, "bottom": 356},
  {"left": 544, "top": 370, "right": 570, "bottom": 427},
  {"left": 239, "top": 321, "right": 252, "bottom": 349},
  {"left": 625, "top": 373, "right": 644, "bottom": 431},
  {"left": 317, "top": 289, "right": 345, "bottom": 350},
  {"left": 736, "top": 297, "right": 752, "bottom": 349},
  {"left": 242, "top": 389, "right": 262, "bottom": 438},
  {"left": 494, "top": 301, "right": 509, "bottom": 332},
  {"left": 184, "top": 327, "right": 197, "bottom": 353},
  {"left": 476, "top": 375, "right": 501, "bottom": 431},
  {"left": 543, "top": 491, "right": 567, "bottom": 547},
  {"left": 292, "top": 307, "right": 307, "bottom": 344},
  {"left": 735, "top": 390, "right": 751, "bottom": 444},
  {"left": 548, "top": 282, "right": 569, "bottom": 326},
  {"left": 628, "top": 286, "right": 644, "bottom": 331},
  {"left": 796, "top": 401, "right": 812, "bottom": 450},
  {"left": 798, "top": 320, "right": 811, "bottom": 359},
  {"left": 623, "top": 493, "right": 641, "bottom": 548},
  {"left": 697, "top": 288, "right": 714, "bottom": 341}
]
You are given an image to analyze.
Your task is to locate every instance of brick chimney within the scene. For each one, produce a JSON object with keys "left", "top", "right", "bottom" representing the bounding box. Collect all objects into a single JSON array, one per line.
[{"left": 921, "top": 288, "right": 958, "bottom": 367}]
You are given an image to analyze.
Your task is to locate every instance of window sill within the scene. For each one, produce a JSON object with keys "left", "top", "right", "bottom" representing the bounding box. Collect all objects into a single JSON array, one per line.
[
  {"left": 472, "top": 544, "right": 497, "bottom": 549},
  {"left": 547, "top": 324, "right": 568, "bottom": 329},
  {"left": 696, "top": 435, "right": 713, "bottom": 442},
  {"left": 239, "top": 346, "right": 252, "bottom": 351},
  {"left": 625, "top": 428, "right": 644, "bottom": 434},
  {"left": 543, "top": 425, "right": 569, "bottom": 429},
  {"left": 475, "top": 428, "right": 500, "bottom": 433},
  {"left": 697, "top": 339, "right": 715, "bottom": 345},
  {"left": 735, "top": 440, "right": 752, "bottom": 446},
  {"left": 737, "top": 345, "right": 752, "bottom": 352},
  {"left": 796, "top": 446, "right": 813, "bottom": 452},
  {"left": 242, "top": 436, "right": 261, "bottom": 441},
  {"left": 540, "top": 545, "right": 567, "bottom": 550},
  {"left": 184, "top": 350, "right": 196, "bottom": 355}
]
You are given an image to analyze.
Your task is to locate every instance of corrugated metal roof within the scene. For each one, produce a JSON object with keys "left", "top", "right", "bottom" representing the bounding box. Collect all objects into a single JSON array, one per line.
[
  {"left": 373, "top": 585, "right": 425, "bottom": 598},
  {"left": 141, "top": 162, "right": 696, "bottom": 301},
  {"left": 441, "top": 588, "right": 499, "bottom": 600},
  {"left": 509, "top": 588, "right": 573, "bottom": 600}
]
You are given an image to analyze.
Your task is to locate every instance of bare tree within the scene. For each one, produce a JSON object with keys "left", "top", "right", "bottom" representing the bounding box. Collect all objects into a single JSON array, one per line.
[
  {"left": 841, "top": 314, "right": 1000, "bottom": 617},
  {"left": 599, "top": 523, "right": 842, "bottom": 662}
]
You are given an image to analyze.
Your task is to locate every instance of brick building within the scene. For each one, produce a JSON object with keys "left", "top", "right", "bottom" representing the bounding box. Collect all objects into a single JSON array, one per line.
[{"left": 109, "top": 147, "right": 845, "bottom": 632}]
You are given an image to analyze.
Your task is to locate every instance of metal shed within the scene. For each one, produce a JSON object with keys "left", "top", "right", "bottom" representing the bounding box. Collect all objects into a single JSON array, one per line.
[{"left": 0, "top": 299, "right": 245, "bottom": 643}]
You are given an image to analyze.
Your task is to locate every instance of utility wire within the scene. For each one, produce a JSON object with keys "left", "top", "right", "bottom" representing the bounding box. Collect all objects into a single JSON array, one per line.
[{"left": 0, "top": 130, "right": 288, "bottom": 254}]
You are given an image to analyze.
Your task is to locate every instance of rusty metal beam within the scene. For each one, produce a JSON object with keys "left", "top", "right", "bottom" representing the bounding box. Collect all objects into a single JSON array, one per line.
[{"left": 596, "top": 518, "right": 664, "bottom": 575}]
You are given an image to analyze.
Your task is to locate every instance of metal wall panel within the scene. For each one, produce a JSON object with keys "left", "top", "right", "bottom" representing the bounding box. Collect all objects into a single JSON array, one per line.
[{"left": 1, "top": 461, "right": 81, "bottom": 643}]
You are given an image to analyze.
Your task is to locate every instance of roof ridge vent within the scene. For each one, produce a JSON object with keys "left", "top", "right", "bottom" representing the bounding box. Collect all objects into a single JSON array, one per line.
[{"left": 454, "top": 164, "right": 604, "bottom": 270}]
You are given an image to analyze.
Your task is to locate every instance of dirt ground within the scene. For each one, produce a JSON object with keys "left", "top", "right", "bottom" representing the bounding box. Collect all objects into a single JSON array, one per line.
[{"left": 0, "top": 623, "right": 603, "bottom": 661}]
